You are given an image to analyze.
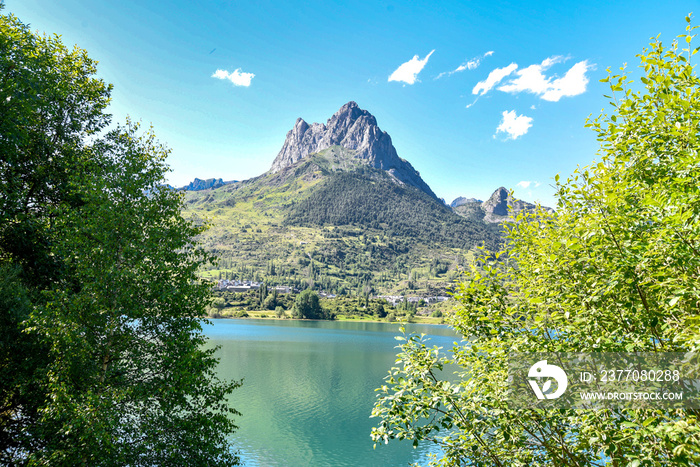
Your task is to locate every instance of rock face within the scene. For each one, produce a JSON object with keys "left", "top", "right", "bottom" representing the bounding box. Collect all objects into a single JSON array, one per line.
[
  {"left": 270, "top": 101, "right": 436, "bottom": 198},
  {"left": 451, "top": 187, "right": 553, "bottom": 223},
  {"left": 482, "top": 187, "right": 511, "bottom": 216},
  {"left": 179, "top": 178, "right": 235, "bottom": 191},
  {"left": 450, "top": 196, "right": 481, "bottom": 208}
]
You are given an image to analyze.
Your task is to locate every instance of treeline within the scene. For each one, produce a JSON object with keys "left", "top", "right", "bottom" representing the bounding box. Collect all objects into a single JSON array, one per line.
[{"left": 208, "top": 288, "right": 426, "bottom": 322}]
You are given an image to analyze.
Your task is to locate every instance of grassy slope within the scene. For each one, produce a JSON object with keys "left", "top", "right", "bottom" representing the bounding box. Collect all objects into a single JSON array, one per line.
[{"left": 183, "top": 147, "right": 502, "bottom": 296}]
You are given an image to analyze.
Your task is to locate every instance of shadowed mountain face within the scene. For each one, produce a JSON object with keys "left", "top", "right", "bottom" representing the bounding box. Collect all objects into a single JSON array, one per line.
[
  {"left": 270, "top": 101, "right": 437, "bottom": 199},
  {"left": 451, "top": 187, "right": 553, "bottom": 223},
  {"left": 278, "top": 151, "right": 502, "bottom": 251}
]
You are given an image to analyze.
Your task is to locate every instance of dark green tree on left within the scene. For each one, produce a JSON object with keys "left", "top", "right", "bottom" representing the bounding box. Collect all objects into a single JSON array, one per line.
[{"left": 0, "top": 8, "right": 241, "bottom": 466}]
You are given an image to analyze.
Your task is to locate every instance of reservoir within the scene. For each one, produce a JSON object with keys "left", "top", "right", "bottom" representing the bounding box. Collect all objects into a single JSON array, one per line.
[{"left": 203, "top": 318, "right": 460, "bottom": 466}]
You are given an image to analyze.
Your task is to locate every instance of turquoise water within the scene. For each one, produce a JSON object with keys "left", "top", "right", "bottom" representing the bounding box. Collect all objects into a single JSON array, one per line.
[{"left": 203, "top": 318, "right": 460, "bottom": 467}]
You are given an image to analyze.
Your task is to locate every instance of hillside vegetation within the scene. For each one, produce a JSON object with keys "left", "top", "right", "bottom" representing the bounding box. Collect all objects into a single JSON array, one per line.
[{"left": 184, "top": 147, "right": 502, "bottom": 296}]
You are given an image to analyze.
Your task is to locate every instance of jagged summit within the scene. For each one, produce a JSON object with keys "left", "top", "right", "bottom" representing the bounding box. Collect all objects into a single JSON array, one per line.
[
  {"left": 482, "top": 187, "right": 511, "bottom": 216},
  {"left": 450, "top": 196, "right": 481, "bottom": 208},
  {"left": 270, "top": 101, "right": 436, "bottom": 198},
  {"left": 177, "top": 177, "right": 236, "bottom": 191},
  {"left": 451, "top": 187, "right": 554, "bottom": 223}
]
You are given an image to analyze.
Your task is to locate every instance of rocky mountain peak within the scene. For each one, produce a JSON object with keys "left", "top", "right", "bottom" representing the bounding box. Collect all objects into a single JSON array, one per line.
[
  {"left": 178, "top": 177, "right": 236, "bottom": 191},
  {"left": 326, "top": 101, "right": 377, "bottom": 132},
  {"left": 450, "top": 196, "right": 481, "bottom": 208},
  {"left": 450, "top": 186, "right": 553, "bottom": 223},
  {"left": 270, "top": 101, "right": 436, "bottom": 198},
  {"left": 482, "top": 187, "right": 510, "bottom": 216}
]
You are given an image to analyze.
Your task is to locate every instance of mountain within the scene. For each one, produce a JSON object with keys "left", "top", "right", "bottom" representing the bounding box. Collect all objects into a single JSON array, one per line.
[
  {"left": 184, "top": 145, "right": 502, "bottom": 296},
  {"left": 281, "top": 148, "right": 501, "bottom": 249},
  {"left": 178, "top": 177, "right": 236, "bottom": 191},
  {"left": 181, "top": 102, "right": 552, "bottom": 296},
  {"left": 451, "top": 187, "right": 553, "bottom": 223},
  {"left": 270, "top": 101, "right": 436, "bottom": 199},
  {"left": 450, "top": 196, "right": 481, "bottom": 208}
]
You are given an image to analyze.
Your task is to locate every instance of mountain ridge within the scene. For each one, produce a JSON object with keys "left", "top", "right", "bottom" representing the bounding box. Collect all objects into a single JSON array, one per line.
[
  {"left": 178, "top": 177, "right": 237, "bottom": 191},
  {"left": 180, "top": 102, "right": 550, "bottom": 219},
  {"left": 183, "top": 147, "right": 501, "bottom": 296},
  {"left": 450, "top": 187, "right": 553, "bottom": 223},
  {"left": 270, "top": 101, "right": 437, "bottom": 199}
]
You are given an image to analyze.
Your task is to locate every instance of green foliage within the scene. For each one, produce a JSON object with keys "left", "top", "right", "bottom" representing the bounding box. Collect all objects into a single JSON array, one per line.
[
  {"left": 263, "top": 292, "right": 278, "bottom": 310},
  {"left": 208, "top": 288, "right": 295, "bottom": 316},
  {"left": 284, "top": 166, "right": 502, "bottom": 251},
  {"left": 0, "top": 11, "right": 111, "bottom": 288},
  {"left": 321, "top": 296, "right": 390, "bottom": 319},
  {"left": 292, "top": 289, "right": 333, "bottom": 320},
  {"left": 372, "top": 18, "right": 700, "bottom": 466},
  {"left": 0, "top": 11, "right": 240, "bottom": 465}
]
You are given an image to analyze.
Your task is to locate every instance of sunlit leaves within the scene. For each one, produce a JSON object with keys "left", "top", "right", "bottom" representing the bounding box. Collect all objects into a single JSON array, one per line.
[
  {"left": 0, "top": 11, "right": 240, "bottom": 465},
  {"left": 371, "top": 15, "right": 700, "bottom": 467}
]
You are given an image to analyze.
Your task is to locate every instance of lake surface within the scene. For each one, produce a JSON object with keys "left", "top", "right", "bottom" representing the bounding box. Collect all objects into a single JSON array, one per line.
[{"left": 203, "top": 318, "right": 461, "bottom": 467}]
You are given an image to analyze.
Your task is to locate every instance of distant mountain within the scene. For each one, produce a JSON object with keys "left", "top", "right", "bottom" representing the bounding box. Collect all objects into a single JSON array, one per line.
[
  {"left": 271, "top": 101, "right": 436, "bottom": 199},
  {"left": 178, "top": 177, "right": 237, "bottom": 191},
  {"left": 450, "top": 196, "right": 481, "bottom": 208},
  {"left": 451, "top": 187, "right": 553, "bottom": 223}
]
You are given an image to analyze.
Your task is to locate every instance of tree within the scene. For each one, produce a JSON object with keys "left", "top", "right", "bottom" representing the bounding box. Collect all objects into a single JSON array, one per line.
[
  {"left": 0, "top": 10, "right": 240, "bottom": 465},
  {"left": 371, "top": 17, "right": 700, "bottom": 466},
  {"left": 292, "top": 289, "right": 331, "bottom": 319},
  {"left": 262, "top": 288, "right": 279, "bottom": 310}
]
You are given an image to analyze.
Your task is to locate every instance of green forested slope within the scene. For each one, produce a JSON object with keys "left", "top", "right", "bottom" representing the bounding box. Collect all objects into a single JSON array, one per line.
[
  {"left": 184, "top": 147, "right": 503, "bottom": 295},
  {"left": 284, "top": 166, "right": 501, "bottom": 250}
]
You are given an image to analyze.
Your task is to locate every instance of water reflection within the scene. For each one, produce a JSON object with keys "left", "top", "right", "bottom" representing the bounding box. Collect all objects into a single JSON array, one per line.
[{"left": 203, "top": 319, "right": 459, "bottom": 466}]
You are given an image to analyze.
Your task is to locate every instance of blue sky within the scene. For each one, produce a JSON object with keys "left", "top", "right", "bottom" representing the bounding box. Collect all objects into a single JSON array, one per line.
[{"left": 6, "top": 0, "right": 699, "bottom": 207}]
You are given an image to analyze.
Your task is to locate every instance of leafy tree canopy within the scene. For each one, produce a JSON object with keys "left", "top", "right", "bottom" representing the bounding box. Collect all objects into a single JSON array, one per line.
[
  {"left": 372, "top": 17, "right": 700, "bottom": 466},
  {"left": 0, "top": 9, "right": 240, "bottom": 465},
  {"left": 292, "top": 289, "right": 332, "bottom": 320}
]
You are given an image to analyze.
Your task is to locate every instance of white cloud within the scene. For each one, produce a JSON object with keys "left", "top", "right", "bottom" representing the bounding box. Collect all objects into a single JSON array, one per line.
[
  {"left": 498, "top": 57, "right": 591, "bottom": 101},
  {"left": 472, "top": 63, "right": 518, "bottom": 96},
  {"left": 496, "top": 110, "right": 533, "bottom": 140},
  {"left": 437, "top": 51, "right": 494, "bottom": 79},
  {"left": 498, "top": 57, "right": 562, "bottom": 95},
  {"left": 388, "top": 50, "right": 435, "bottom": 85},
  {"left": 212, "top": 68, "right": 255, "bottom": 87},
  {"left": 516, "top": 181, "right": 541, "bottom": 189},
  {"left": 541, "top": 60, "right": 591, "bottom": 101}
]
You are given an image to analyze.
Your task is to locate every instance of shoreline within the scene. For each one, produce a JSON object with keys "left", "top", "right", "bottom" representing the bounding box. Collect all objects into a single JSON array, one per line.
[{"left": 205, "top": 312, "right": 448, "bottom": 326}]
